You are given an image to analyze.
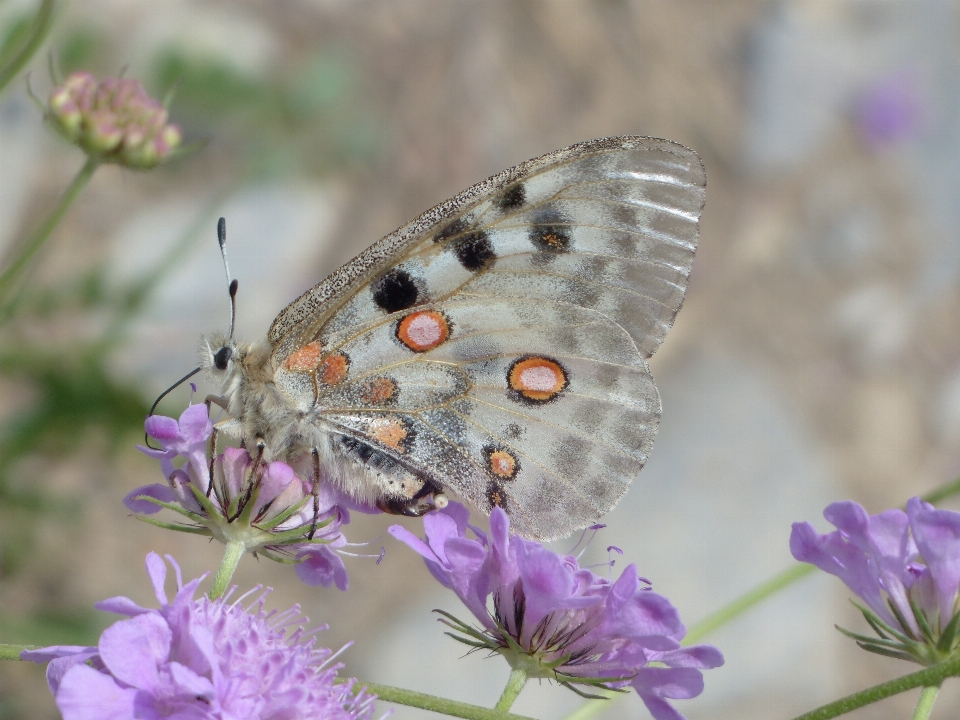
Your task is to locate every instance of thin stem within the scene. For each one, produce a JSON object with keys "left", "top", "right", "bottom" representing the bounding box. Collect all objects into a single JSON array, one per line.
[
  {"left": 0, "top": 155, "right": 100, "bottom": 305},
  {"left": 0, "top": 0, "right": 56, "bottom": 95},
  {"left": 356, "top": 680, "right": 536, "bottom": 720},
  {"left": 494, "top": 667, "right": 529, "bottom": 712},
  {"left": 685, "top": 563, "right": 816, "bottom": 644},
  {"left": 921, "top": 475, "right": 960, "bottom": 505},
  {"left": 0, "top": 643, "right": 38, "bottom": 660},
  {"left": 208, "top": 540, "right": 245, "bottom": 600},
  {"left": 790, "top": 656, "right": 960, "bottom": 720},
  {"left": 912, "top": 685, "right": 940, "bottom": 720}
]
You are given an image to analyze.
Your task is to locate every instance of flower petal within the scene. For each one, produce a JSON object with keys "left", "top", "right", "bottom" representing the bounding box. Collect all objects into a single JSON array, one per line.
[
  {"left": 907, "top": 496, "right": 960, "bottom": 624},
  {"left": 295, "top": 546, "right": 349, "bottom": 590},
  {"left": 145, "top": 415, "right": 179, "bottom": 441},
  {"left": 146, "top": 552, "right": 169, "bottom": 606},
  {"left": 56, "top": 664, "right": 137, "bottom": 720},
  {"left": 99, "top": 612, "right": 172, "bottom": 690},
  {"left": 123, "top": 484, "right": 177, "bottom": 514}
]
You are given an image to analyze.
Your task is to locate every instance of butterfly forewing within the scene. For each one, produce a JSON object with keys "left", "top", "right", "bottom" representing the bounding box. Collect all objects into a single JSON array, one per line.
[{"left": 268, "top": 136, "right": 704, "bottom": 539}]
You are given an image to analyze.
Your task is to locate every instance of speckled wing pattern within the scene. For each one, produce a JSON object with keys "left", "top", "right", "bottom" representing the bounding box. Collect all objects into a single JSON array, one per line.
[{"left": 269, "top": 136, "right": 705, "bottom": 539}]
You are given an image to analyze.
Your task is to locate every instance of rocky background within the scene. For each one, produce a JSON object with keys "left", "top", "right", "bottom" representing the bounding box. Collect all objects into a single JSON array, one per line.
[{"left": 2, "top": 2, "right": 960, "bottom": 718}]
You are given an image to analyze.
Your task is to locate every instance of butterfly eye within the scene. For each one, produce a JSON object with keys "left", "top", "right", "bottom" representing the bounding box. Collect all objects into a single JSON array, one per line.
[{"left": 213, "top": 346, "right": 233, "bottom": 370}]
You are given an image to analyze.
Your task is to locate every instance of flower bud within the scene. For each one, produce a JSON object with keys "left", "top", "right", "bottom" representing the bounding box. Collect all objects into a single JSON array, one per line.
[{"left": 46, "top": 71, "right": 182, "bottom": 168}]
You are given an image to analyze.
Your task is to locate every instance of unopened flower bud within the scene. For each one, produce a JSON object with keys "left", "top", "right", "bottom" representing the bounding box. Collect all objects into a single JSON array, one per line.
[{"left": 46, "top": 71, "right": 182, "bottom": 168}]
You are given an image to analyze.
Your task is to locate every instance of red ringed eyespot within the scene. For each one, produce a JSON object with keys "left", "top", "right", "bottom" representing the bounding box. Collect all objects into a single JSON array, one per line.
[
  {"left": 396, "top": 310, "right": 450, "bottom": 352},
  {"left": 507, "top": 356, "right": 568, "bottom": 403}
]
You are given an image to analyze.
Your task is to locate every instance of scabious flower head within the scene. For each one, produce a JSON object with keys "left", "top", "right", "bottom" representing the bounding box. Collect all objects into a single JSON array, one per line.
[
  {"left": 389, "top": 503, "right": 723, "bottom": 720},
  {"left": 791, "top": 497, "right": 960, "bottom": 665},
  {"left": 47, "top": 71, "right": 182, "bottom": 168},
  {"left": 22, "top": 553, "right": 376, "bottom": 719},
  {"left": 128, "top": 404, "right": 377, "bottom": 590}
]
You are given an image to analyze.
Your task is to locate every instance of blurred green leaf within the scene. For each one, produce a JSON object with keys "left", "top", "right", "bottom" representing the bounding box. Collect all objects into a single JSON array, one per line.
[{"left": 56, "top": 26, "right": 101, "bottom": 74}]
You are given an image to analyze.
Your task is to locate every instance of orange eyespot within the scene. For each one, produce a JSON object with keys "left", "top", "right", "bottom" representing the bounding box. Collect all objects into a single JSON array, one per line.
[
  {"left": 507, "top": 356, "right": 568, "bottom": 402},
  {"left": 486, "top": 447, "right": 519, "bottom": 479},
  {"left": 397, "top": 310, "right": 450, "bottom": 352},
  {"left": 283, "top": 341, "right": 324, "bottom": 372},
  {"left": 319, "top": 352, "right": 350, "bottom": 386}
]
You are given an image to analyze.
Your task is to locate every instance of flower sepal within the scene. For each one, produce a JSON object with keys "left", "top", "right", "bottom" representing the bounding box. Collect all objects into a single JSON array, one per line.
[{"left": 839, "top": 599, "right": 960, "bottom": 667}]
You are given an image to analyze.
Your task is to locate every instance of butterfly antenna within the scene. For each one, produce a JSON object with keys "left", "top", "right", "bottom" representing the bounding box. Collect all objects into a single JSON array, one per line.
[
  {"left": 144, "top": 367, "right": 202, "bottom": 448},
  {"left": 217, "top": 217, "right": 239, "bottom": 339}
]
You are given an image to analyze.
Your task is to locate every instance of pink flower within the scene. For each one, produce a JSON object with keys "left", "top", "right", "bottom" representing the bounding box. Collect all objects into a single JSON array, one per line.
[{"left": 47, "top": 71, "right": 182, "bottom": 168}]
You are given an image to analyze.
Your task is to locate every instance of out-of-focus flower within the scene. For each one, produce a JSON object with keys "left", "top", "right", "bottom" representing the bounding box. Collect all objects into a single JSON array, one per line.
[
  {"left": 389, "top": 504, "right": 723, "bottom": 720},
  {"left": 855, "top": 71, "right": 925, "bottom": 149},
  {"left": 47, "top": 71, "right": 182, "bottom": 168},
  {"left": 22, "top": 553, "right": 376, "bottom": 719},
  {"left": 128, "top": 404, "right": 377, "bottom": 590},
  {"left": 791, "top": 497, "right": 960, "bottom": 665}
]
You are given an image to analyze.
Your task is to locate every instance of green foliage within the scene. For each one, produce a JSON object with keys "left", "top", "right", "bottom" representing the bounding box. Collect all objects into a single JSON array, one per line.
[{"left": 151, "top": 46, "right": 379, "bottom": 180}]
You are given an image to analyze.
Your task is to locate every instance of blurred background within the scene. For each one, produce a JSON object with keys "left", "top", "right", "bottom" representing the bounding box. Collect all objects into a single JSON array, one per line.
[{"left": 2, "top": 1, "right": 960, "bottom": 718}]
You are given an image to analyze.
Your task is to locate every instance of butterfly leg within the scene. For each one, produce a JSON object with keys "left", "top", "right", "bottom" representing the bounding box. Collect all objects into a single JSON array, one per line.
[
  {"left": 308, "top": 447, "right": 321, "bottom": 539},
  {"left": 207, "top": 416, "right": 242, "bottom": 496},
  {"left": 229, "top": 436, "right": 265, "bottom": 523}
]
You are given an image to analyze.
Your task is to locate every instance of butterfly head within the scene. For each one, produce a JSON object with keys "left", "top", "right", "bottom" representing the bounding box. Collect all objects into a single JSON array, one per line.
[{"left": 201, "top": 333, "right": 238, "bottom": 377}]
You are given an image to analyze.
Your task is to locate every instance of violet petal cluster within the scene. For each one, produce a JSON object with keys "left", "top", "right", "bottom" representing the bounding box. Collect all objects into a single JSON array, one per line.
[
  {"left": 22, "top": 553, "right": 375, "bottom": 720},
  {"left": 129, "top": 404, "right": 375, "bottom": 590},
  {"left": 389, "top": 504, "right": 723, "bottom": 720},
  {"left": 791, "top": 497, "right": 960, "bottom": 664},
  {"left": 47, "top": 71, "right": 182, "bottom": 168}
]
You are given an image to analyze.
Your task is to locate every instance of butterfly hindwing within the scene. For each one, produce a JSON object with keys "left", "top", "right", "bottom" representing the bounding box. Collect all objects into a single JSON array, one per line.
[{"left": 268, "top": 136, "right": 704, "bottom": 539}]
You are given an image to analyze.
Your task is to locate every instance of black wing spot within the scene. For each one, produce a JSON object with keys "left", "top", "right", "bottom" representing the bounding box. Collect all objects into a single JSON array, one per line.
[
  {"left": 433, "top": 218, "right": 469, "bottom": 244},
  {"left": 497, "top": 184, "right": 526, "bottom": 211},
  {"left": 486, "top": 481, "right": 508, "bottom": 511},
  {"left": 454, "top": 230, "right": 496, "bottom": 271},
  {"left": 504, "top": 423, "right": 525, "bottom": 440},
  {"left": 372, "top": 269, "right": 420, "bottom": 312},
  {"left": 529, "top": 207, "right": 572, "bottom": 253}
]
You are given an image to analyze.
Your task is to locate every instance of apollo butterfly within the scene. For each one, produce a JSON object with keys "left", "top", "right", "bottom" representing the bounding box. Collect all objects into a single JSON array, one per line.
[{"left": 199, "top": 136, "right": 705, "bottom": 540}]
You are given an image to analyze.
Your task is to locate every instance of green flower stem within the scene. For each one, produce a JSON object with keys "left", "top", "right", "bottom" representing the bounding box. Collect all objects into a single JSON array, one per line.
[
  {"left": 0, "top": 0, "right": 56, "bottom": 95},
  {"left": 494, "top": 667, "right": 529, "bottom": 712},
  {"left": 0, "top": 643, "right": 37, "bottom": 660},
  {"left": 208, "top": 540, "right": 245, "bottom": 600},
  {"left": 921, "top": 475, "right": 960, "bottom": 505},
  {"left": 356, "top": 680, "right": 536, "bottom": 720},
  {"left": 0, "top": 154, "right": 100, "bottom": 304},
  {"left": 791, "top": 657, "right": 960, "bottom": 720},
  {"left": 912, "top": 685, "right": 940, "bottom": 720},
  {"left": 684, "top": 563, "right": 816, "bottom": 644}
]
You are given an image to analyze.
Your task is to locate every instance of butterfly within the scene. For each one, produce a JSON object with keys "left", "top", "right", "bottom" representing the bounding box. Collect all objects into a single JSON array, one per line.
[{"left": 201, "top": 136, "right": 704, "bottom": 540}]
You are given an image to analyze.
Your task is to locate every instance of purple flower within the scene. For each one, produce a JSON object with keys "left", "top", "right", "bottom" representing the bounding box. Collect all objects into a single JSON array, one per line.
[
  {"left": 791, "top": 497, "right": 960, "bottom": 664},
  {"left": 137, "top": 403, "right": 212, "bottom": 480},
  {"left": 22, "top": 553, "right": 376, "bottom": 720},
  {"left": 389, "top": 504, "right": 723, "bottom": 720},
  {"left": 129, "top": 405, "right": 378, "bottom": 590},
  {"left": 855, "top": 71, "right": 925, "bottom": 149},
  {"left": 47, "top": 71, "right": 183, "bottom": 168}
]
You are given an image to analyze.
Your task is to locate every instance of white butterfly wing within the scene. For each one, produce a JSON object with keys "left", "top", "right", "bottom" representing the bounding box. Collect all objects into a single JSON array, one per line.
[{"left": 269, "top": 136, "right": 705, "bottom": 539}]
